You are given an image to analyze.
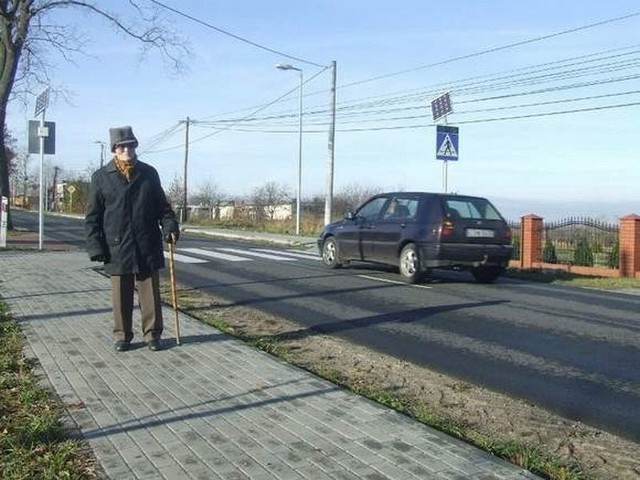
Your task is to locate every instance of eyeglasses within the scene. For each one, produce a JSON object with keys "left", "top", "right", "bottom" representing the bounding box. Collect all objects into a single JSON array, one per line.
[{"left": 115, "top": 143, "right": 135, "bottom": 151}]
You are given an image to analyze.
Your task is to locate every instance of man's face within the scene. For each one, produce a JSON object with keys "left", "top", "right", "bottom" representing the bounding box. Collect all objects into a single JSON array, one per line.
[{"left": 115, "top": 143, "right": 135, "bottom": 162}]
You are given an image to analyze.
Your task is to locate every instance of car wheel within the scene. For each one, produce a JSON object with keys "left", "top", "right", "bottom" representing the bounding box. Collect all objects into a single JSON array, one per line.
[
  {"left": 472, "top": 266, "right": 503, "bottom": 284},
  {"left": 399, "top": 243, "right": 422, "bottom": 284},
  {"left": 322, "top": 237, "right": 342, "bottom": 269}
]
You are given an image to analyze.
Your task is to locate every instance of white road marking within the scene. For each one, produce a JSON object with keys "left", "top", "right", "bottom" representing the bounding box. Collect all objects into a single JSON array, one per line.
[
  {"left": 180, "top": 247, "right": 250, "bottom": 262},
  {"left": 164, "top": 251, "right": 207, "bottom": 264},
  {"left": 254, "top": 248, "right": 321, "bottom": 260},
  {"left": 357, "top": 274, "right": 433, "bottom": 289},
  {"left": 217, "top": 247, "right": 297, "bottom": 261}
]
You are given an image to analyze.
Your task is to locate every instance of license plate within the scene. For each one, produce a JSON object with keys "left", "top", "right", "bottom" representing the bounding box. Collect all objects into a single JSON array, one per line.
[{"left": 466, "top": 228, "right": 494, "bottom": 238}]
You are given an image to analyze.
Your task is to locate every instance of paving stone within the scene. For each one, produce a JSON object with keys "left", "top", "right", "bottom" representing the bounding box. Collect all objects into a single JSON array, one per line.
[{"left": 0, "top": 251, "right": 541, "bottom": 479}]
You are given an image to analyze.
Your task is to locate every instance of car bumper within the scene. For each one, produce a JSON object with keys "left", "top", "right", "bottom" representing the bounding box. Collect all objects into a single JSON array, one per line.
[{"left": 420, "top": 243, "right": 513, "bottom": 269}]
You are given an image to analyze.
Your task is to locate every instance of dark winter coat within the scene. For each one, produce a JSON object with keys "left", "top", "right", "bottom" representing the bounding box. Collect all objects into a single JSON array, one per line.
[{"left": 85, "top": 158, "right": 179, "bottom": 275}]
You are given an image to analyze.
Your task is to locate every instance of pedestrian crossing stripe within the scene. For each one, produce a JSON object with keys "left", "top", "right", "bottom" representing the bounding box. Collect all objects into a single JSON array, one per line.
[
  {"left": 164, "top": 251, "right": 207, "bottom": 264},
  {"left": 218, "top": 247, "right": 297, "bottom": 261},
  {"left": 167, "top": 246, "right": 321, "bottom": 264},
  {"left": 181, "top": 247, "right": 250, "bottom": 262},
  {"left": 437, "top": 133, "right": 457, "bottom": 158},
  {"left": 254, "top": 248, "right": 320, "bottom": 260}
]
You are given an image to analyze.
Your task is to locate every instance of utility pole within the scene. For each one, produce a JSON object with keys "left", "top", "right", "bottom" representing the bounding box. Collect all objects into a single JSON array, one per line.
[
  {"left": 182, "top": 116, "right": 190, "bottom": 223},
  {"left": 324, "top": 60, "right": 337, "bottom": 226}
]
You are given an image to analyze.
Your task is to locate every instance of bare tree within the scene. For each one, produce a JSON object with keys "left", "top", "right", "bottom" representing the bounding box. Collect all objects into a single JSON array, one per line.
[
  {"left": 11, "top": 151, "right": 31, "bottom": 207},
  {"left": 251, "top": 181, "right": 291, "bottom": 220},
  {"left": 0, "top": 0, "right": 190, "bottom": 229},
  {"left": 191, "top": 179, "right": 222, "bottom": 207},
  {"left": 191, "top": 179, "right": 224, "bottom": 220},
  {"left": 166, "top": 174, "right": 184, "bottom": 210},
  {"left": 333, "top": 183, "right": 383, "bottom": 218}
]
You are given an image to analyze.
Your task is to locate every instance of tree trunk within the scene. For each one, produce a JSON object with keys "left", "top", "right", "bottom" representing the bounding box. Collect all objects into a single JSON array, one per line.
[
  {"left": 0, "top": 1, "right": 30, "bottom": 231},
  {"left": 0, "top": 107, "right": 14, "bottom": 230}
]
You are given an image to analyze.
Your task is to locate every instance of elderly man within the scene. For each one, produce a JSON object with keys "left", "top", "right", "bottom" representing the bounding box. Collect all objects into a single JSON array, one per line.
[{"left": 85, "top": 126, "right": 180, "bottom": 352}]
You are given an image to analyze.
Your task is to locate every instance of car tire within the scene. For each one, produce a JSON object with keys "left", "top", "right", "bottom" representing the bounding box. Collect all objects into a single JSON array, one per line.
[
  {"left": 472, "top": 266, "right": 503, "bottom": 284},
  {"left": 321, "top": 237, "right": 342, "bottom": 269},
  {"left": 399, "top": 243, "right": 422, "bottom": 284}
]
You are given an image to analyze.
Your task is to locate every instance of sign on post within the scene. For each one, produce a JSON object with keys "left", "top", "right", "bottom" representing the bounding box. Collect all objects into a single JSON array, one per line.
[
  {"left": 28, "top": 120, "right": 56, "bottom": 154},
  {"left": 0, "top": 196, "right": 7, "bottom": 248},
  {"left": 436, "top": 125, "right": 459, "bottom": 161}
]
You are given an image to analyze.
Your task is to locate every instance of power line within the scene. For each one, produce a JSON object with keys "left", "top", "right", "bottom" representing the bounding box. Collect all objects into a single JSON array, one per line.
[
  {"left": 208, "top": 44, "right": 640, "bottom": 124},
  {"left": 144, "top": 67, "right": 329, "bottom": 153},
  {"left": 190, "top": 69, "right": 640, "bottom": 127},
  {"left": 148, "top": 0, "right": 326, "bottom": 68},
  {"left": 337, "top": 11, "right": 640, "bottom": 90},
  {"left": 195, "top": 101, "right": 640, "bottom": 133}
]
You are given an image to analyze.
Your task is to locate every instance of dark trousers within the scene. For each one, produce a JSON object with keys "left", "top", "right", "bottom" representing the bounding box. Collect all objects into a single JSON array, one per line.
[{"left": 111, "top": 271, "right": 163, "bottom": 343}]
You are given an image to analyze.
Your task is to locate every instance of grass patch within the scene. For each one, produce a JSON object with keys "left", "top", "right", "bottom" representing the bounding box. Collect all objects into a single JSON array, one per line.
[
  {"left": 0, "top": 301, "right": 98, "bottom": 479},
  {"left": 506, "top": 268, "right": 640, "bottom": 291}
]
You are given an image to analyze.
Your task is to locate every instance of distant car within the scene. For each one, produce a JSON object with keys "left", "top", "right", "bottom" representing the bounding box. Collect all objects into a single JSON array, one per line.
[{"left": 318, "top": 192, "right": 513, "bottom": 283}]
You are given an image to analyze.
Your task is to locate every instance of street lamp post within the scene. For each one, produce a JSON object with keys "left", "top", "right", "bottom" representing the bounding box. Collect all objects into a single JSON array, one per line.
[
  {"left": 276, "top": 63, "right": 303, "bottom": 235},
  {"left": 93, "top": 140, "right": 106, "bottom": 168}
]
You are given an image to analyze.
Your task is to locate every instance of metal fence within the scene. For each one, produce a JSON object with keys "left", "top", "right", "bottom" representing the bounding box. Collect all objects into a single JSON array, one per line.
[
  {"left": 508, "top": 220, "right": 520, "bottom": 261},
  {"left": 543, "top": 217, "right": 619, "bottom": 268}
]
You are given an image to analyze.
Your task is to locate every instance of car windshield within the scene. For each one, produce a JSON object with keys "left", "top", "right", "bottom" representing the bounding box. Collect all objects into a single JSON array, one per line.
[{"left": 445, "top": 198, "right": 502, "bottom": 220}]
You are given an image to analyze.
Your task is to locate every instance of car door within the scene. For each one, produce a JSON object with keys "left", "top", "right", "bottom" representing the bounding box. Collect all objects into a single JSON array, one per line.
[
  {"left": 338, "top": 196, "right": 388, "bottom": 260},
  {"left": 374, "top": 196, "right": 419, "bottom": 264}
]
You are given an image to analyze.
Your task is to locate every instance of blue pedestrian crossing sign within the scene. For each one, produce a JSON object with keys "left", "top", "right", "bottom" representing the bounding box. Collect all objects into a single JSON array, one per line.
[{"left": 436, "top": 125, "right": 459, "bottom": 161}]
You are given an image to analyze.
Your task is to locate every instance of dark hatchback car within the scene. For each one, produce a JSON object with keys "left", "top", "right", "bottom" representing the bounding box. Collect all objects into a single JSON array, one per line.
[{"left": 318, "top": 192, "right": 513, "bottom": 283}]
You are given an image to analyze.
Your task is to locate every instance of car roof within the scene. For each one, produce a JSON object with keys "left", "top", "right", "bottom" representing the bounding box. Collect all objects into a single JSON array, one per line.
[{"left": 375, "top": 192, "right": 491, "bottom": 200}]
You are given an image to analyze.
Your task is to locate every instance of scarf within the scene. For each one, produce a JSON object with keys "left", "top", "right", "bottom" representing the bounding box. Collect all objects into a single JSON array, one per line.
[{"left": 113, "top": 155, "right": 136, "bottom": 182}]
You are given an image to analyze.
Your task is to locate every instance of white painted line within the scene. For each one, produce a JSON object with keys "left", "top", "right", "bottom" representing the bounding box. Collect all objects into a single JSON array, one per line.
[
  {"left": 218, "top": 247, "right": 297, "bottom": 261},
  {"left": 180, "top": 247, "right": 250, "bottom": 262},
  {"left": 254, "top": 248, "right": 321, "bottom": 260},
  {"left": 357, "top": 274, "right": 433, "bottom": 289},
  {"left": 164, "top": 251, "right": 208, "bottom": 264}
]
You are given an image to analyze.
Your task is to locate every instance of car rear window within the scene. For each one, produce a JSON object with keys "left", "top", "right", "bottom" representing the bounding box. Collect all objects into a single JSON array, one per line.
[{"left": 445, "top": 198, "right": 503, "bottom": 220}]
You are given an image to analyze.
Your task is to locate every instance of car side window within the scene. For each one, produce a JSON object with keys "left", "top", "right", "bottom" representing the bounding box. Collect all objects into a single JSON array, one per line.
[
  {"left": 445, "top": 199, "right": 502, "bottom": 220},
  {"left": 356, "top": 197, "right": 388, "bottom": 221},
  {"left": 383, "top": 197, "right": 418, "bottom": 221}
]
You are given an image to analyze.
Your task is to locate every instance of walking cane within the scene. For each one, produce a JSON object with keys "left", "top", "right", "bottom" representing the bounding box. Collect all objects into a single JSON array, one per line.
[{"left": 168, "top": 233, "right": 181, "bottom": 345}]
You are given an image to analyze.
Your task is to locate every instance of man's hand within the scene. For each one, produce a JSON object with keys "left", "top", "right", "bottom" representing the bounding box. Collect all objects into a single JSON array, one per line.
[
  {"left": 90, "top": 254, "right": 106, "bottom": 262},
  {"left": 165, "top": 231, "right": 179, "bottom": 244}
]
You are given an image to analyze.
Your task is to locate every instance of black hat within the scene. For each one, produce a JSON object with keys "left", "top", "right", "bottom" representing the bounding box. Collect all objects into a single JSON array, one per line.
[{"left": 109, "top": 126, "right": 139, "bottom": 152}]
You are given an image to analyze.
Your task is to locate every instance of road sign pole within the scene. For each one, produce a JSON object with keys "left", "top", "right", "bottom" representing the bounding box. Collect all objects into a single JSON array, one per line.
[
  {"left": 443, "top": 115, "right": 448, "bottom": 193},
  {"left": 38, "top": 112, "right": 45, "bottom": 250},
  {"left": 34, "top": 87, "right": 50, "bottom": 251},
  {"left": 431, "top": 93, "right": 455, "bottom": 194}
]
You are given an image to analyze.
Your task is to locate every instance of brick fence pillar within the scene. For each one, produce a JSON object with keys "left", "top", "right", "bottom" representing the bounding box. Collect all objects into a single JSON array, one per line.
[
  {"left": 619, "top": 214, "right": 640, "bottom": 278},
  {"left": 520, "top": 214, "right": 543, "bottom": 269}
]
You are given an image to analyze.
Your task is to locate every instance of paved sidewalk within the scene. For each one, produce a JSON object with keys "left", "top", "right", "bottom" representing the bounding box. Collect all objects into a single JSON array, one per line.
[{"left": 0, "top": 250, "right": 538, "bottom": 480}]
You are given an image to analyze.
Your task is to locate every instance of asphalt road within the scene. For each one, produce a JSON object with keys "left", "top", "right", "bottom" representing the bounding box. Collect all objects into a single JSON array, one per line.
[{"left": 10, "top": 210, "right": 640, "bottom": 442}]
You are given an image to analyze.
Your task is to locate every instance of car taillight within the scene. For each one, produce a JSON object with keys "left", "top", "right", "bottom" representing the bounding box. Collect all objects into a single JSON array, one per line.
[
  {"left": 441, "top": 219, "right": 455, "bottom": 236},
  {"left": 504, "top": 227, "right": 512, "bottom": 241}
]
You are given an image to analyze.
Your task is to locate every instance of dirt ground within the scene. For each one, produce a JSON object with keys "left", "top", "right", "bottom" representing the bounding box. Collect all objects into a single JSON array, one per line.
[
  {"left": 169, "top": 282, "right": 640, "bottom": 480},
  {"left": 4, "top": 229, "right": 640, "bottom": 479}
]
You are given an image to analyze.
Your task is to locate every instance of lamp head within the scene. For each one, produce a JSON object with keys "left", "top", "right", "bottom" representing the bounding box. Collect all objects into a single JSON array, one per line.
[{"left": 276, "top": 63, "right": 301, "bottom": 71}]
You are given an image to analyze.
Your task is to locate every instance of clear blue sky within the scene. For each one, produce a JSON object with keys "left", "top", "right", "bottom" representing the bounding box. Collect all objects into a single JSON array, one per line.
[{"left": 7, "top": 0, "right": 640, "bottom": 220}]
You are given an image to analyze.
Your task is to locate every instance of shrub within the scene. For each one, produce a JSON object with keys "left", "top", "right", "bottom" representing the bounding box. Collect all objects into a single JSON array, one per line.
[
  {"left": 511, "top": 235, "right": 520, "bottom": 261},
  {"left": 608, "top": 238, "right": 619, "bottom": 269},
  {"left": 573, "top": 236, "right": 594, "bottom": 266},
  {"left": 542, "top": 238, "right": 557, "bottom": 264}
]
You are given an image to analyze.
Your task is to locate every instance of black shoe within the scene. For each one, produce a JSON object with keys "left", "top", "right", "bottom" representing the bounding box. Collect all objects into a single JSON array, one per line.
[
  {"left": 114, "top": 340, "right": 130, "bottom": 352},
  {"left": 147, "top": 339, "right": 162, "bottom": 351}
]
